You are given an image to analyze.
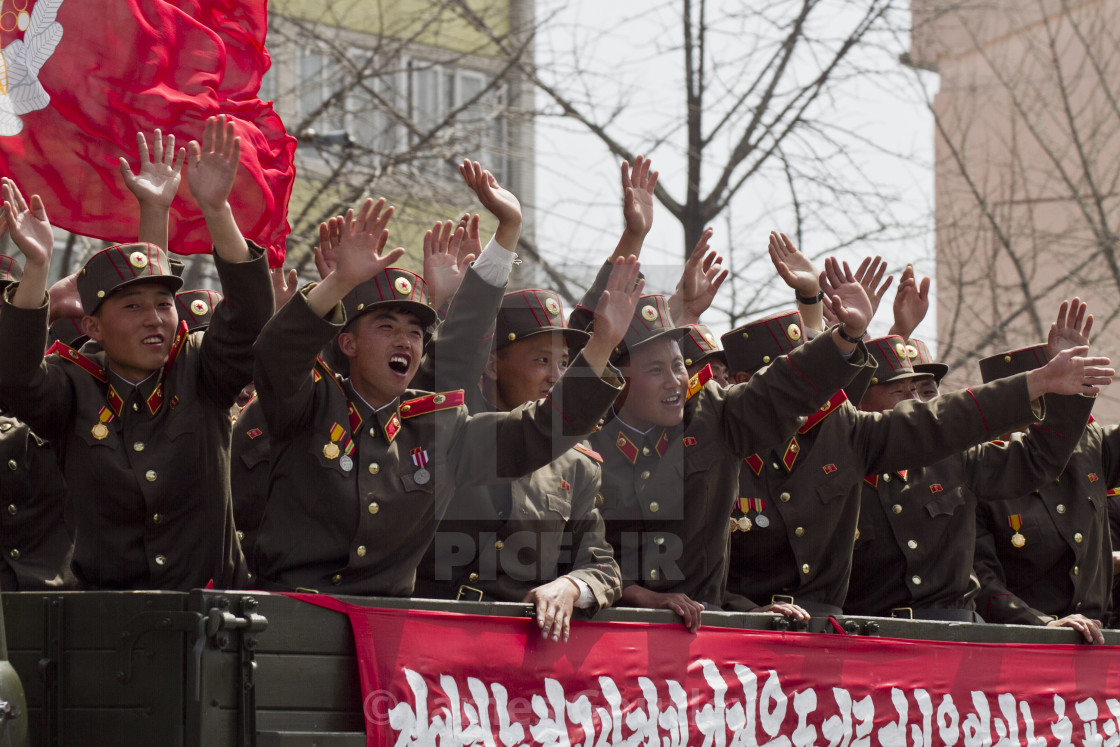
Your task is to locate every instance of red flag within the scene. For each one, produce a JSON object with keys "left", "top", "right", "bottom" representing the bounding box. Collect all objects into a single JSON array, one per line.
[{"left": 0, "top": 0, "right": 296, "bottom": 266}]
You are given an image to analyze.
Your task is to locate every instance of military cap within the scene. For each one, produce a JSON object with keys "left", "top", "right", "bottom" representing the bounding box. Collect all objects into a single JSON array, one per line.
[
  {"left": 614, "top": 294, "right": 688, "bottom": 361},
  {"left": 77, "top": 243, "right": 184, "bottom": 315},
  {"left": 979, "top": 344, "right": 1048, "bottom": 384},
  {"left": 680, "top": 324, "right": 727, "bottom": 369},
  {"left": 908, "top": 338, "right": 949, "bottom": 383},
  {"left": 721, "top": 310, "right": 805, "bottom": 375},
  {"left": 47, "top": 317, "right": 88, "bottom": 350},
  {"left": 169, "top": 257, "right": 186, "bottom": 278},
  {"left": 495, "top": 289, "right": 589, "bottom": 351},
  {"left": 0, "top": 254, "right": 22, "bottom": 290},
  {"left": 175, "top": 289, "right": 223, "bottom": 333},
  {"left": 864, "top": 336, "right": 932, "bottom": 387},
  {"left": 341, "top": 267, "right": 436, "bottom": 331}
]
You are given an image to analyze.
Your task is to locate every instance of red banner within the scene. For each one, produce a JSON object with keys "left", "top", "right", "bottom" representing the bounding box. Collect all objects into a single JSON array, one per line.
[
  {"left": 0, "top": 0, "right": 295, "bottom": 264},
  {"left": 292, "top": 596, "right": 1120, "bottom": 747}
]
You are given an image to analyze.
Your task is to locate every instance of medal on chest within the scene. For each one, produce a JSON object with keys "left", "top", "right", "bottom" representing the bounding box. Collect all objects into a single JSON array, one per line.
[
  {"left": 324, "top": 423, "right": 355, "bottom": 471},
  {"left": 1007, "top": 514, "right": 1026, "bottom": 548},
  {"left": 411, "top": 447, "right": 431, "bottom": 485},
  {"left": 738, "top": 497, "right": 769, "bottom": 528},
  {"left": 92, "top": 406, "right": 115, "bottom": 440}
]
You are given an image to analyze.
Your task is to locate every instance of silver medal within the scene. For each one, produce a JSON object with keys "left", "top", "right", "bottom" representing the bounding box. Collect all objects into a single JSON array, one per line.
[
  {"left": 754, "top": 514, "right": 770, "bottom": 528},
  {"left": 339, "top": 455, "right": 354, "bottom": 472},
  {"left": 414, "top": 467, "right": 431, "bottom": 485}
]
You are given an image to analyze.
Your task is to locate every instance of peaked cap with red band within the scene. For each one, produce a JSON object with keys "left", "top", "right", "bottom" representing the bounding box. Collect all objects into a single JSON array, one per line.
[
  {"left": 614, "top": 294, "right": 688, "bottom": 361},
  {"left": 77, "top": 243, "right": 183, "bottom": 315},
  {"left": 681, "top": 323, "right": 727, "bottom": 370},
  {"left": 175, "top": 289, "right": 224, "bottom": 333},
  {"left": 864, "top": 335, "right": 932, "bottom": 387},
  {"left": 909, "top": 338, "right": 949, "bottom": 383},
  {"left": 341, "top": 267, "right": 436, "bottom": 331},
  {"left": 979, "top": 343, "right": 1049, "bottom": 384},
  {"left": 721, "top": 309, "right": 805, "bottom": 375},
  {"left": 496, "top": 289, "right": 589, "bottom": 351},
  {"left": 0, "top": 254, "right": 22, "bottom": 290}
]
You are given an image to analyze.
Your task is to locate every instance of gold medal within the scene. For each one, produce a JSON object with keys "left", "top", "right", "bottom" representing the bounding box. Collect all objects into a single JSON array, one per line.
[
  {"left": 91, "top": 423, "right": 109, "bottom": 440},
  {"left": 323, "top": 442, "right": 340, "bottom": 460},
  {"left": 737, "top": 516, "right": 752, "bottom": 532},
  {"left": 729, "top": 517, "right": 740, "bottom": 533},
  {"left": 1011, "top": 532, "right": 1026, "bottom": 548}
]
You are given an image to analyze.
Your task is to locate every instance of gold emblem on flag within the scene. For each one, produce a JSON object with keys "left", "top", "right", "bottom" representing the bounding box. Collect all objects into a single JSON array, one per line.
[{"left": 129, "top": 251, "right": 149, "bottom": 269}]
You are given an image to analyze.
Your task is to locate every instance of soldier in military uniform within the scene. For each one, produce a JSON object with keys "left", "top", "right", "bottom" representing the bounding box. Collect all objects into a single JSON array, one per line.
[
  {"left": 569, "top": 257, "right": 875, "bottom": 631},
  {"left": 250, "top": 197, "right": 637, "bottom": 621},
  {"left": 0, "top": 254, "right": 74, "bottom": 590},
  {"left": 845, "top": 323, "right": 1097, "bottom": 621},
  {"left": 0, "top": 116, "right": 273, "bottom": 590},
  {"left": 680, "top": 324, "right": 729, "bottom": 387},
  {"left": 414, "top": 289, "right": 622, "bottom": 641},
  {"left": 973, "top": 316, "right": 1120, "bottom": 643},
  {"left": 723, "top": 300, "right": 1111, "bottom": 617}
]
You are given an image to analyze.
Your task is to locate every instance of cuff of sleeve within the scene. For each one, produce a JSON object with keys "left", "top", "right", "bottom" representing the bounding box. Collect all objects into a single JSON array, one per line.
[
  {"left": 565, "top": 575, "right": 595, "bottom": 610},
  {"left": 470, "top": 236, "right": 517, "bottom": 287}
]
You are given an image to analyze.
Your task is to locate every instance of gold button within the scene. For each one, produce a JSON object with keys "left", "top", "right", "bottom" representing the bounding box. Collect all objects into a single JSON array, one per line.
[
  {"left": 368, "top": 463, "right": 380, "bottom": 475},
  {"left": 640, "top": 470, "right": 650, "bottom": 480},
  {"left": 649, "top": 569, "right": 659, "bottom": 580},
  {"left": 684, "top": 358, "right": 693, "bottom": 366},
  {"left": 97, "top": 290, "right": 105, "bottom": 298},
  {"left": 1074, "top": 565, "right": 1080, "bottom": 575},
  {"left": 356, "top": 545, "right": 367, "bottom": 557},
  {"left": 6, "top": 459, "right": 15, "bottom": 470},
  {"left": 1056, "top": 504, "right": 1066, "bottom": 514},
  {"left": 653, "top": 535, "right": 664, "bottom": 545},
  {"left": 772, "top": 462, "right": 781, "bottom": 471},
  {"left": 892, "top": 504, "right": 902, "bottom": 514},
  {"left": 779, "top": 492, "right": 791, "bottom": 502},
  {"left": 133, "top": 442, "right": 145, "bottom": 452},
  {"left": 854, "top": 529, "right": 860, "bottom": 541},
  {"left": 1003, "top": 355, "right": 1012, "bottom": 363},
  {"left": 145, "top": 470, "right": 157, "bottom": 482},
  {"left": 401, "top": 405, "right": 411, "bottom": 413},
  {"left": 433, "top": 394, "right": 446, "bottom": 405},
  {"left": 494, "top": 540, "right": 504, "bottom": 550},
  {"left": 6, "top": 504, "right": 15, "bottom": 515},
  {"left": 132, "top": 403, "right": 140, "bottom": 412},
  {"left": 794, "top": 527, "right": 804, "bottom": 537},
  {"left": 8, "top": 549, "right": 18, "bottom": 560},
  {"left": 649, "top": 502, "right": 659, "bottom": 513},
  {"left": 469, "top": 572, "right": 479, "bottom": 582},
  {"left": 368, "top": 502, "right": 380, "bottom": 515},
  {"left": 883, "top": 474, "right": 891, "bottom": 482},
  {"left": 368, "top": 427, "right": 377, "bottom": 437},
  {"left": 642, "top": 447, "right": 651, "bottom": 456},
  {"left": 762, "top": 355, "right": 771, "bottom": 364},
  {"left": 332, "top": 574, "right": 342, "bottom": 585},
  {"left": 507, "top": 333, "right": 516, "bottom": 341},
  {"left": 155, "top": 554, "right": 166, "bottom": 566},
  {"left": 1074, "top": 532, "right": 1084, "bottom": 544},
  {"left": 0, "top": 423, "right": 10, "bottom": 431},
  {"left": 801, "top": 564, "right": 810, "bottom": 574},
  {"left": 907, "top": 540, "right": 918, "bottom": 549},
  {"left": 152, "top": 513, "right": 162, "bottom": 524},
  {"left": 911, "top": 575, "right": 922, "bottom": 585},
  {"left": 236, "top": 530, "right": 245, "bottom": 541}
]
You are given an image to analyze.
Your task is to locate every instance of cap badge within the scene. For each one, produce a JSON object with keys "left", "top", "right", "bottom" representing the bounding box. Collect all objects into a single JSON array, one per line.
[
  {"left": 703, "top": 332, "right": 715, "bottom": 345},
  {"left": 895, "top": 342, "right": 907, "bottom": 359},
  {"left": 641, "top": 305, "right": 659, "bottom": 322},
  {"left": 787, "top": 323, "right": 801, "bottom": 341},
  {"left": 394, "top": 276, "right": 413, "bottom": 296},
  {"left": 906, "top": 344, "right": 919, "bottom": 359},
  {"left": 190, "top": 300, "right": 209, "bottom": 317},
  {"left": 129, "top": 251, "right": 149, "bottom": 270},
  {"left": 544, "top": 297, "right": 561, "bottom": 316}
]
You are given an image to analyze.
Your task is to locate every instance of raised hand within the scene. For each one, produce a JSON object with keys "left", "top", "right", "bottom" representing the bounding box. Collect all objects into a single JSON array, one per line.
[
  {"left": 459, "top": 160, "right": 521, "bottom": 249},
  {"left": 769, "top": 231, "right": 820, "bottom": 297},
  {"left": 853, "top": 256, "right": 893, "bottom": 318},
  {"left": 120, "top": 129, "right": 186, "bottom": 209},
  {"left": 329, "top": 198, "right": 404, "bottom": 289},
  {"left": 187, "top": 115, "right": 241, "bottom": 213},
  {"left": 270, "top": 266, "right": 300, "bottom": 312},
  {"left": 313, "top": 218, "right": 342, "bottom": 280},
  {"left": 621, "top": 155, "right": 658, "bottom": 236},
  {"left": 819, "top": 257, "right": 873, "bottom": 338},
  {"left": 580, "top": 256, "right": 645, "bottom": 374},
  {"left": 1028, "top": 345, "right": 1112, "bottom": 397},
  {"left": 668, "top": 228, "right": 727, "bottom": 325},
  {"left": 890, "top": 264, "right": 929, "bottom": 339},
  {"left": 423, "top": 219, "right": 471, "bottom": 310},
  {"left": 1, "top": 177, "right": 52, "bottom": 268},
  {"left": 1047, "top": 298, "right": 1093, "bottom": 359},
  {"left": 455, "top": 212, "right": 482, "bottom": 267},
  {"left": 47, "top": 272, "right": 84, "bottom": 323}
]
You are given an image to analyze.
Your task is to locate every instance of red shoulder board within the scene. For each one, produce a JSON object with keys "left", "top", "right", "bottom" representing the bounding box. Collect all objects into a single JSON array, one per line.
[
  {"left": 687, "top": 364, "right": 713, "bottom": 401},
  {"left": 864, "top": 474, "right": 879, "bottom": 487},
  {"left": 798, "top": 390, "right": 847, "bottom": 434},
  {"left": 314, "top": 356, "right": 346, "bottom": 395},
  {"left": 400, "top": 390, "right": 465, "bottom": 419},
  {"left": 164, "top": 320, "right": 189, "bottom": 372},
  {"left": 51, "top": 342, "right": 107, "bottom": 383},
  {"left": 573, "top": 443, "right": 603, "bottom": 463}
]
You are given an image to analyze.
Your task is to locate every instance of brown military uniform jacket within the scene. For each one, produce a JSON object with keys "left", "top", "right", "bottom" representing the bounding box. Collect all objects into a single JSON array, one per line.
[
  {"left": 0, "top": 250, "right": 272, "bottom": 590},
  {"left": 846, "top": 394, "right": 1094, "bottom": 617},
  {"left": 726, "top": 374, "right": 1040, "bottom": 612},
  {"left": 974, "top": 419, "right": 1120, "bottom": 624},
  {"left": 0, "top": 409, "right": 75, "bottom": 590},
  {"left": 250, "top": 290, "right": 623, "bottom": 596},
  {"left": 590, "top": 331, "right": 867, "bottom": 607}
]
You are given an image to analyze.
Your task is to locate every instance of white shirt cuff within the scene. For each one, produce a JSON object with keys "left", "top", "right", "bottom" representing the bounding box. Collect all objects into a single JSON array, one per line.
[
  {"left": 567, "top": 575, "right": 595, "bottom": 609},
  {"left": 470, "top": 235, "right": 517, "bottom": 287}
]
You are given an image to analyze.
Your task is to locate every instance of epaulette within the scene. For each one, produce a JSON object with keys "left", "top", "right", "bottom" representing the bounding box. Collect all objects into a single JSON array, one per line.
[
  {"left": 50, "top": 342, "right": 107, "bottom": 383},
  {"left": 164, "top": 320, "right": 189, "bottom": 372},
  {"left": 572, "top": 443, "right": 603, "bottom": 463},
  {"left": 687, "top": 364, "right": 713, "bottom": 401},
  {"left": 400, "top": 390, "right": 465, "bottom": 418},
  {"left": 797, "top": 390, "right": 847, "bottom": 434},
  {"left": 314, "top": 356, "right": 346, "bottom": 395}
]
